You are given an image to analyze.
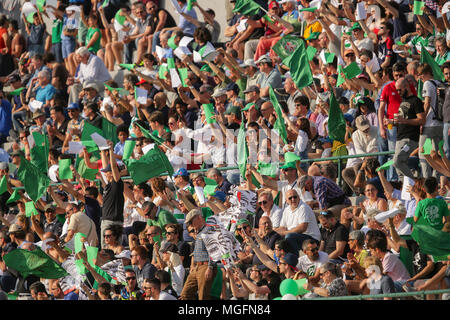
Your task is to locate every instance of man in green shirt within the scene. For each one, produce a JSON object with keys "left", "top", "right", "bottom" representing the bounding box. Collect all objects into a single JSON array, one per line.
[
  {"left": 51, "top": 17, "right": 63, "bottom": 63},
  {"left": 143, "top": 201, "right": 178, "bottom": 236},
  {"left": 414, "top": 177, "right": 450, "bottom": 230}
]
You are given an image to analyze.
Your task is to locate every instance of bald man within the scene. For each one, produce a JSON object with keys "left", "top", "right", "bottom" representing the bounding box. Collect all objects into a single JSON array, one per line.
[{"left": 392, "top": 77, "right": 425, "bottom": 179}]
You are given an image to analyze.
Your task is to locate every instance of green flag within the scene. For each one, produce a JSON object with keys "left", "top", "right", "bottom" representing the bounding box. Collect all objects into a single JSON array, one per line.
[
  {"left": 282, "top": 39, "right": 313, "bottom": 90},
  {"left": 411, "top": 224, "right": 450, "bottom": 257},
  {"left": 17, "top": 156, "right": 50, "bottom": 202},
  {"left": 272, "top": 35, "right": 304, "bottom": 62},
  {"left": 0, "top": 175, "right": 7, "bottom": 195},
  {"left": 167, "top": 57, "right": 176, "bottom": 70},
  {"left": 36, "top": 0, "right": 45, "bottom": 11},
  {"left": 413, "top": 0, "right": 424, "bottom": 15},
  {"left": 122, "top": 140, "right": 136, "bottom": 160},
  {"left": 233, "top": 0, "right": 262, "bottom": 16},
  {"left": 299, "top": 7, "right": 318, "bottom": 12},
  {"left": 6, "top": 188, "right": 21, "bottom": 204},
  {"left": 421, "top": 138, "right": 433, "bottom": 155},
  {"left": 269, "top": 86, "right": 288, "bottom": 144},
  {"left": 376, "top": 160, "right": 394, "bottom": 172},
  {"left": 86, "top": 246, "right": 99, "bottom": 268},
  {"left": 114, "top": 10, "right": 126, "bottom": 25},
  {"left": 119, "top": 63, "right": 135, "bottom": 71},
  {"left": 420, "top": 43, "right": 445, "bottom": 82},
  {"left": 237, "top": 118, "right": 248, "bottom": 180},
  {"left": 306, "top": 46, "right": 317, "bottom": 61},
  {"left": 124, "top": 147, "right": 174, "bottom": 185},
  {"left": 178, "top": 68, "right": 189, "bottom": 87},
  {"left": 9, "top": 87, "right": 26, "bottom": 96},
  {"left": 76, "top": 154, "right": 99, "bottom": 180},
  {"left": 327, "top": 91, "right": 346, "bottom": 143},
  {"left": 58, "top": 159, "right": 73, "bottom": 180},
  {"left": 26, "top": 12, "right": 35, "bottom": 24},
  {"left": 101, "top": 117, "right": 119, "bottom": 145},
  {"left": 202, "top": 103, "right": 216, "bottom": 124},
  {"left": 187, "top": 0, "right": 196, "bottom": 10},
  {"left": 81, "top": 140, "right": 99, "bottom": 153},
  {"left": 284, "top": 152, "right": 301, "bottom": 163},
  {"left": 343, "top": 61, "right": 362, "bottom": 79},
  {"left": 30, "top": 131, "right": 49, "bottom": 174},
  {"left": 81, "top": 121, "right": 103, "bottom": 142},
  {"left": 136, "top": 123, "right": 166, "bottom": 145},
  {"left": 158, "top": 64, "right": 168, "bottom": 79},
  {"left": 3, "top": 248, "right": 68, "bottom": 279},
  {"left": 25, "top": 201, "right": 39, "bottom": 217},
  {"left": 257, "top": 161, "right": 278, "bottom": 177},
  {"left": 74, "top": 232, "right": 87, "bottom": 254},
  {"left": 336, "top": 64, "right": 345, "bottom": 87},
  {"left": 168, "top": 35, "right": 178, "bottom": 50}
]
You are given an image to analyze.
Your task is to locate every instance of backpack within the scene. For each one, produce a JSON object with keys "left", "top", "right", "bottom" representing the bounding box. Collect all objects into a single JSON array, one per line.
[{"left": 429, "top": 80, "right": 447, "bottom": 122}]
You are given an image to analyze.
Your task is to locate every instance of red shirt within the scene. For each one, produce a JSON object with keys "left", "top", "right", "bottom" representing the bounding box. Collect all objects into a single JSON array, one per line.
[{"left": 380, "top": 81, "right": 401, "bottom": 119}]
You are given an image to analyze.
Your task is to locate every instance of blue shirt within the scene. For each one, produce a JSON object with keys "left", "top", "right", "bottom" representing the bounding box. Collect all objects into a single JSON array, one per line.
[
  {"left": 114, "top": 141, "right": 125, "bottom": 156},
  {"left": 179, "top": 4, "right": 198, "bottom": 36},
  {"left": 35, "top": 84, "right": 56, "bottom": 104},
  {"left": 0, "top": 99, "right": 12, "bottom": 136}
]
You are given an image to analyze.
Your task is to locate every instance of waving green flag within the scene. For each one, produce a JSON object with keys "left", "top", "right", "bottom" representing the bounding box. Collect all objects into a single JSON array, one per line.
[
  {"left": 233, "top": 0, "right": 261, "bottom": 15},
  {"left": 327, "top": 91, "right": 346, "bottom": 143},
  {"left": 6, "top": 188, "right": 21, "bottom": 204},
  {"left": 17, "top": 156, "right": 50, "bottom": 202},
  {"left": 124, "top": 147, "right": 174, "bottom": 185},
  {"left": 272, "top": 35, "right": 304, "bottom": 62},
  {"left": 30, "top": 131, "right": 49, "bottom": 174},
  {"left": 411, "top": 224, "right": 450, "bottom": 259},
  {"left": 420, "top": 43, "right": 445, "bottom": 82},
  {"left": 269, "top": 86, "right": 288, "bottom": 144},
  {"left": 3, "top": 248, "right": 68, "bottom": 279},
  {"left": 282, "top": 39, "right": 313, "bottom": 90},
  {"left": 237, "top": 118, "right": 248, "bottom": 180}
]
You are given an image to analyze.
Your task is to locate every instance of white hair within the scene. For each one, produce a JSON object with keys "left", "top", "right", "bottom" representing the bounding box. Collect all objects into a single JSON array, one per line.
[{"left": 75, "top": 47, "right": 90, "bottom": 57}]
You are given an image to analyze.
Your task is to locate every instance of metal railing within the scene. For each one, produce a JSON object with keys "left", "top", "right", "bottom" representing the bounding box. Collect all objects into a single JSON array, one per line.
[
  {"left": 305, "top": 288, "right": 450, "bottom": 300},
  {"left": 11, "top": 150, "right": 396, "bottom": 190}
]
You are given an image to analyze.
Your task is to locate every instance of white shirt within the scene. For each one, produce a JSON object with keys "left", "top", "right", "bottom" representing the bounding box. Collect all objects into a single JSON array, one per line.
[
  {"left": 262, "top": 204, "right": 283, "bottom": 228},
  {"left": 351, "top": 127, "right": 378, "bottom": 159},
  {"left": 76, "top": 54, "right": 112, "bottom": 84},
  {"left": 150, "top": 291, "right": 177, "bottom": 300},
  {"left": 296, "top": 251, "right": 329, "bottom": 276},
  {"left": 294, "top": 130, "right": 309, "bottom": 154},
  {"left": 280, "top": 200, "right": 321, "bottom": 241}
]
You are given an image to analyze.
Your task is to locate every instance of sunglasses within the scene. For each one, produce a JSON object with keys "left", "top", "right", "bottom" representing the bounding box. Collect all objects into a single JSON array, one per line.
[
  {"left": 104, "top": 234, "right": 113, "bottom": 238},
  {"left": 145, "top": 232, "right": 157, "bottom": 237},
  {"left": 166, "top": 231, "right": 175, "bottom": 235},
  {"left": 308, "top": 248, "right": 319, "bottom": 252},
  {"left": 126, "top": 277, "right": 136, "bottom": 281},
  {"left": 288, "top": 196, "right": 298, "bottom": 200},
  {"left": 345, "top": 53, "right": 355, "bottom": 57},
  {"left": 258, "top": 200, "right": 268, "bottom": 205}
]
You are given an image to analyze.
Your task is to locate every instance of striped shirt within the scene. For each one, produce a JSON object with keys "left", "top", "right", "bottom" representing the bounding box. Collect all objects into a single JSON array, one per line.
[
  {"left": 312, "top": 176, "right": 351, "bottom": 210},
  {"left": 193, "top": 225, "right": 214, "bottom": 267}
]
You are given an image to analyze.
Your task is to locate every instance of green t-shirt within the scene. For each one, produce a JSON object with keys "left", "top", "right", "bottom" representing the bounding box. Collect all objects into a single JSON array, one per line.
[
  {"left": 414, "top": 197, "right": 450, "bottom": 230},
  {"left": 51, "top": 19, "right": 63, "bottom": 44},
  {"left": 146, "top": 208, "right": 178, "bottom": 234},
  {"left": 85, "top": 27, "right": 101, "bottom": 54},
  {"left": 435, "top": 51, "right": 450, "bottom": 66}
]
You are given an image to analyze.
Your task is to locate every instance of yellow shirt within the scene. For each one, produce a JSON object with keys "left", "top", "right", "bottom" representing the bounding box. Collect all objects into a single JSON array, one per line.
[
  {"left": 303, "top": 21, "right": 323, "bottom": 42},
  {"left": 355, "top": 249, "right": 369, "bottom": 267}
]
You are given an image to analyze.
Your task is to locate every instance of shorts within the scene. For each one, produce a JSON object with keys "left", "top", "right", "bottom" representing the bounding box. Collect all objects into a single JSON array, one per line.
[{"left": 62, "top": 38, "right": 76, "bottom": 59}]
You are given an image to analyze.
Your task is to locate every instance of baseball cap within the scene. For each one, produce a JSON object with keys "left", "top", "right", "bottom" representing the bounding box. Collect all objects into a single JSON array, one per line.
[
  {"left": 243, "top": 85, "right": 260, "bottom": 94},
  {"left": 185, "top": 209, "right": 202, "bottom": 224},
  {"left": 224, "top": 106, "right": 241, "bottom": 116},
  {"left": 67, "top": 102, "right": 80, "bottom": 110},
  {"left": 101, "top": 164, "right": 112, "bottom": 172},
  {"left": 135, "top": 79, "right": 147, "bottom": 85},
  {"left": 212, "top": 190, "right": 227, "bottom": 202},
  {"left": 241, "top": 59, "right": 257, "bottom": 68},
  {"left": 115, "top": 250, "right": 131, "bottom": 259},
  {"left": 242, "top": 102, "right": 255, "bottom": 111},
  {"left": 350, "top": 22, "right": 362, "bottom": 31},
  {"left": 318, "top": 137, "right": 333, "bottom": 144},
  {"left": 173, "top": 168, "right": 189, "bottom": 177},
  {"left": 160, "top": 242, "right": 178, "bottom": 254},
  {"left": 211, "top": 88, "right": 227, "bottom": 98},
  {"left": 344, "top": 113, "right": 354, "bottom": 123},
  {"left": 268, "top": 1, "right": 279, "bottom": 9},
  {"left": 281, "top": 253, "right": 299, "bottom": 269},
  {"left": 255, "top": 54, "right": 271, "bottom": 64},
  {"left": 32, "top": 110, "right": 46, "bottom": 120},
  {"left": 11, "top": 149, "right": 25, "bottom": 157},
  {"left": 280, "top": 162, "right": 296, "bottom": 170},
  {"left": 44, "top": 204, "right": 56, "bottom": 212},
  {"left": 236, "top": 218, "right": 250, "bottom": 227},
  {"left": 8, "top": 224, "right": 22, "bottom": 234},
  {"left": 366, "top": 209, "right": 382, "bottom": 221},
  {"left": 83, "top": 82, "right": 98, "bottom": 91},
  {"left": 225, "top": 82, "right": 240, "bottom": 94},
  {"left": 305, "top": 32, "right": 321, "bottom": 41},
  {"left": 355, "top": 115, "right": 370, "bottom": 132}
]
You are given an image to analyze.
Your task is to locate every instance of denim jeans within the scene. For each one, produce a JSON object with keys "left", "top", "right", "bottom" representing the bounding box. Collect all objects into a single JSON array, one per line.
[
  {"left": 151, "top": 31, "right": 162, "bottom": 54},
  {"left": 444, "top": 122, "right": 450, "bottom": 160},
  {"left": 12, "top": 111, "right": 27, "bottom": 132}
]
